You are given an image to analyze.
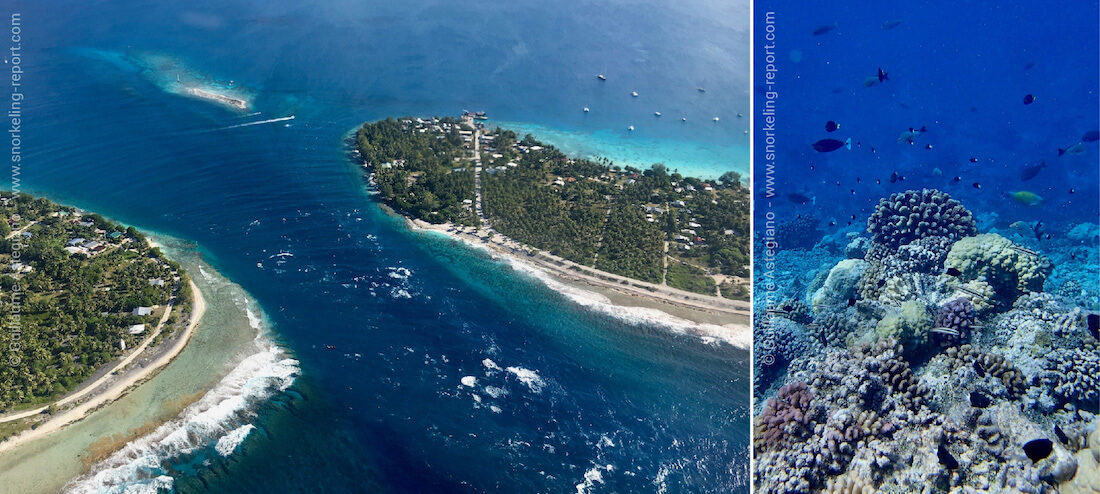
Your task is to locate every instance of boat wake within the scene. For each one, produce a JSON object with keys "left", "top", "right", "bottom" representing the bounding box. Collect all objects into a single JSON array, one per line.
[
  {"left": 210, "top": 115, "right": 295, "bottom": 131},
  {"left": 63, "top": 314, "right": 299, "bottom": 494}
]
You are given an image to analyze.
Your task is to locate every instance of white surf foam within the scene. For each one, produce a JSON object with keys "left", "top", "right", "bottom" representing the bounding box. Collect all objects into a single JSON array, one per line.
[
  {"left": 504, "top": 257, "right": 750, "bottom": 348},
  {"left": 460, "top": 376, "right": 477, "bottom": 387},
  {"left": 575, "top": 464, "right": 613, "bottom": 494},
  {"left": 483, "top": 386, "right": 508, "bottom": 399},
  {"left": 482, "top": 358, "right": 501, "bottom": 372},
  {"left": 64, "top": 332, "right": 299, "bottom": 493},
  {"left": 197, "top": 266, "right": 214, "bottom": 283},
  {"left": 214, "top": 424, "right": 256, "bottom": 457},
  {"left": 505, "top": 366, "right": 545, "bottom": 393}
]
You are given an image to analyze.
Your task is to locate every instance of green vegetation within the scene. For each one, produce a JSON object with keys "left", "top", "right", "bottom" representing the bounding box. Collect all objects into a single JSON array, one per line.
[
  {"left": 666, "top": 261, "right": 717, "bottom": 295},
  {"left": 0, "top": 193, "right": 184, "bottom": 411},
  {"left": 719, "top": 280, "right": 749, "bottom": 301},
  {"left": 354, "top": 116, "right": 750, "bottom": 296},
  {"left": 355, "top": 117, "right": 479, "bottom": 226}
]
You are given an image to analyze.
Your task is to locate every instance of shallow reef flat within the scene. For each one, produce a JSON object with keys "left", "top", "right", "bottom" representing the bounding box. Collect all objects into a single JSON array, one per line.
[{"left": 753, "top": 188, "right": 1100, "bottom": 493}]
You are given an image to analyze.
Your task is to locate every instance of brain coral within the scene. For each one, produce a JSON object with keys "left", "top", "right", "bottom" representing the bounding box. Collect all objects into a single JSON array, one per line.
[
  {"left": 944, "top": 233, "right": 1053, "bottom": 306},
  {"left": 866, "top": 189, "right": 977, "bottom": 248}
]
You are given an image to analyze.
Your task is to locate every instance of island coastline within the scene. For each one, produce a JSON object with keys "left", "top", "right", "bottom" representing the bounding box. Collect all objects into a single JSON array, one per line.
[
  {"left": 0, "top": 277, "right": 206, "bottom": 454},
  {"left": 399, "top": 210, "right": 751, "bottom": 348}
]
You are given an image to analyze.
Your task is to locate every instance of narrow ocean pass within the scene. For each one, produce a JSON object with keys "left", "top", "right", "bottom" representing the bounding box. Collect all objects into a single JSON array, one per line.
[{"left": 5, "top": 0, "right": 750, "bottom": 490}]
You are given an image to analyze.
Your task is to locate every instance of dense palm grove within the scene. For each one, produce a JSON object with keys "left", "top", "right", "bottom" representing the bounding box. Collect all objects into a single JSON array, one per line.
[
  {"left": 354, "top": 117, "right": 749, "bottom": 298},
  {"left": 354, "top": 117, "right": 479, "bottom": 226},
  {"left": 0, "top": 193, "right": 188, "bottom": 410}
]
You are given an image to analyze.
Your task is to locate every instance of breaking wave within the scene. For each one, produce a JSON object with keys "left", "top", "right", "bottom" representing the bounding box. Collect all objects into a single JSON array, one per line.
[
  {"left": 501, "top": 255, "right": 751, "bottom": 349},
  {"left": 63, "top": 329, "right": 299, "bottom": 493}
]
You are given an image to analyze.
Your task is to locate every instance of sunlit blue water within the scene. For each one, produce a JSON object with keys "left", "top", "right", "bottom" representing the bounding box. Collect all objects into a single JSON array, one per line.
[
  {"left": 9, "top": 0, "right": 749, "bottom": 492},
  {"left": 755, "top": 1, "right": 1099, "bottom": 230}
]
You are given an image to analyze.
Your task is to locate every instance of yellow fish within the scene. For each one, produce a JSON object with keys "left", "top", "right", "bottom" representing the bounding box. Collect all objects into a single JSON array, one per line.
[{"left": 1008, "top": 191, "right": 1044, "bottom": 206}]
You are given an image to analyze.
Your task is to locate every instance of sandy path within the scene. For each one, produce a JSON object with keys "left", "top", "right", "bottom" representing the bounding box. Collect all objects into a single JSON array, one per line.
[{"left": 0, "top": 279, "right": 206, "bottom": 453}]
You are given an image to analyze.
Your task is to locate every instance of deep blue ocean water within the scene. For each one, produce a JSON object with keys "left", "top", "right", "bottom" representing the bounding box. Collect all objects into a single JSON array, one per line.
[
  {"left": 8, "top": 0, "right": 749, "bottom": 492},
  {"left": 754, "top": 1, "right": 1099, "bottom": 231}
]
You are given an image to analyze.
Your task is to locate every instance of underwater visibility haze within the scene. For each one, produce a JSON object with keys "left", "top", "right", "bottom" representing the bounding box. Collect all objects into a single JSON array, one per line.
[
  {"left": 0, "top": 0, "right": 750, "bottom": 492},
  {"left": 753, "top": 1, "right": 1099, "bottom": 493}
]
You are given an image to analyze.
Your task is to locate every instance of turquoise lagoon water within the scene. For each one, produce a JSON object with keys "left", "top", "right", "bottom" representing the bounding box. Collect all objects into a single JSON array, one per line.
[{"left": 4, "top": 0, "right": 750, "bottom": 492}]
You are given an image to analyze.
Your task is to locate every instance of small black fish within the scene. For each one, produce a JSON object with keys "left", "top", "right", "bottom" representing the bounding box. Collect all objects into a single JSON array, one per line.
[
  {"left": 1021, "top": 162, "right": 1046, "bottom": 181},
  {"left": 829, "top": 221, "right": 836, "bottom": 226},
  {"left": 856, "top": 177, "right": 861, "bottom": 183},
  {"left": 847, "top": 298, "right": 856, "bottom": 307},
  {"left": 1087, "top": 314, "right": 1099, "bottom": 340},
  {"left": 1084, "top": 130, "right": 1100, "bottom": 142},
  {"left": 970, "top": 390, "right": 992, "bottom": 408},
  {"left": 813, "top": 138, "right": 852, "bottom": 152},
  {"left": 1055, "top": 425, "right": 1069, "bottom": 446},
  {"left": 938, "top": 443, "right": 959, "bottom": 470},
  {"left": 876, "top": 180, "right": 882, "bottom": 184},
  {"left": 1023, "top": 439, "right": 1053, "bottom": 463},
  {"left": 953, "top": 176, "right": 962, "bottom": 182},
  {"left": 946, "top": 267, "right": 962, "bottom": 277},
  {"left": 813, "top": 25, "right": 835, "bottom": 36},
  {"left": 1070, "top": 188, "right": 1076, "bottom": 194},
  {"left": 1023, "top": 94, "right": 1036, "bottom": 105},
  {"left": 871, "top": 147, "right": 876, "bottom": 153},
  {"left": 1024, "top": 62, "right": 1035, "bottom": 70},
  {"left": 969, "top": 158, "right": 979, "bottom": 163},
  {"left": 925, "top": 144, "right": 934, "bottom": 150},
  {"left": 850, "top": 215, "right": 856, "bottom": 220},
  {"left": 972, "top": 182, "right": 981, "bottom": 189},
  {"left": 787, "top": 193, "right": 812, "bottom": 204},
  {"left": 850, "top": 189, "right": 856, "bottom": 194},
  {"left": 836, "top": 181, "right": 841, "bottom": 186},
  {"left": 878, "top": 67, "right": 889, "bottom": 82},
  {"left": 825, "top": 120, "right": 840, "bottom": 132},
  {"left": 890, "top": 172, "right": 899, "bottom": 184},
  {"left": 974, "top": 360, "right": 986, "bottom": 377}
]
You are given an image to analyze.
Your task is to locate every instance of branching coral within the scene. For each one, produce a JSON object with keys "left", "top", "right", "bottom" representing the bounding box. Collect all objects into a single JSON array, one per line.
[
  {"left": 932, "top": 298, "right": 975, "bottom": 346},
  {"left": 866, "top": 189, "right": 976, "bottom": 248},
  {"left": 755, "top": 381, "right": 816, "bottom": 452},
  {"left": 776, "top": 214, "right": 822, "bottom": 251},
  {"left": 1041, "top": 342, "right": 1100, "bottom": 411},
  {"left": 813, "top": 307, "right": 868, "bottom": 348},
  {"left": 943, "top": 345, "right": 1029, "bottom": 396}
]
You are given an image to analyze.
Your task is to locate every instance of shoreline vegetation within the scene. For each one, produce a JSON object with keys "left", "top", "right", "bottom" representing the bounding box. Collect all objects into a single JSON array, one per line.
[
  {"left": 0, "top": 193, "right": 206, "bottom": 450},
  {"left": 351, "top": 116, "right": 750, "bottom": 341}
]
